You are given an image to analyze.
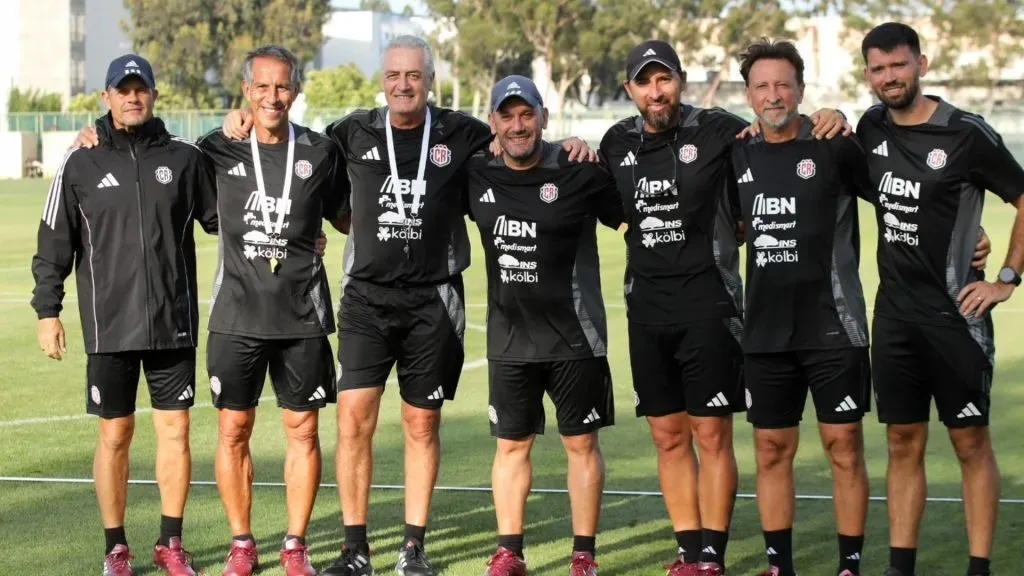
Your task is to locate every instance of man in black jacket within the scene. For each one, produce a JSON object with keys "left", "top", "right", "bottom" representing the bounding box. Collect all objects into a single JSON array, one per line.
[{"left": 32, "top": 55, "right": 216, "bottom": 576}]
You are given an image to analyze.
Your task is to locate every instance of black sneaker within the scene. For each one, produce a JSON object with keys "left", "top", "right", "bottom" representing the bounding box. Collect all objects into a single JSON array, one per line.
[
  {"left": 322, "top": 546, "right": 374, "bottom": 576},
  {"left": 395, "top": 539, "right": 436, "bottom": 576}
]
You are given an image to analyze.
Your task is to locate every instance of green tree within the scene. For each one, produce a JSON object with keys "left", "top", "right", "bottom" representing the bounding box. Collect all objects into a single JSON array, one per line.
[
  {"left": 303, "top": 65, "right": 380, "bottom": 109},
  {"left": 7, "top": 87, "right": 62, "bottom": 112},
  {"left": 68, "top": 91, "right": 103, "bottom": 112},
  {"left": 155, "top": 81, "right": 216, "bottom": 110},
  {"left": 124, "top": 0, "right": 331, "bottom": 108}
]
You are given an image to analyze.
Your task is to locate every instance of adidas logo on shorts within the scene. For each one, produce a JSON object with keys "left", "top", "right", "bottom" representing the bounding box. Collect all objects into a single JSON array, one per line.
[
  {"left": 702, "top": 546, "right": 717, "bottom": 556},
  {"left": 308, "top": 386, "right": 326, "bottom": 402},
  {"left": 956, "top": 402, "right": 982, "bottom": 419},
  {"left": 766, "top": 547, "right": 778, "bottom": 555},
  {"left": 834, "top": 395, "right": 858, "bottom": 412},
  {"left": 177, "top": 386, "right": 194, "bottom": 401},
  {"left": 582, "top": 408, "right": 601, "bottom": 424},
  {"left": 706, "top": 392, "right": 729, "bottom": 408},
  {"left": 427, "top": 386, "right": 444, "bottom": 401}
]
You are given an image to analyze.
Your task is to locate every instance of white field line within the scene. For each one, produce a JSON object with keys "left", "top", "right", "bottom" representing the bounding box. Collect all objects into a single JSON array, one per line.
[
  {"left": 0, "top": 358, "right": 489, "bottom": 428},
  {"left": 0, "top": 475, "right": 1021, "bottom": 504}
]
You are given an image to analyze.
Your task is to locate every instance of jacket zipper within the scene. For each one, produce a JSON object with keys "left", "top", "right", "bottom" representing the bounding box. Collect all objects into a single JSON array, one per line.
[{"left": 129, "top": 140, "right": 153, "bottom": 346}]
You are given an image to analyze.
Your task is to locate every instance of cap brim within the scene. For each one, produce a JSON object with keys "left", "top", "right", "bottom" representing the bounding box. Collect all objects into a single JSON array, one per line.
[
  {"left": 110, "top": 71, "right": 155, "bottom": 89},
  {"left": 492, "top": 93, "right": 542, "bottom": 113},
  {"left": 628, "top": 58, "right": 679, "bottom": 80}
]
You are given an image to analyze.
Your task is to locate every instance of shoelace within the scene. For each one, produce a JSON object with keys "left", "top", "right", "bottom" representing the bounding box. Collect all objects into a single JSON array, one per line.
[
  {"left": 569, "top": 555, "right": 598, "bottom": 576},
  {"left": 339, "top": 547, "right": 368, "bottom": 569},
  {"left": 403, "top": 544, "right": 428, "bottom": 565},
  {"left": 107, "top": 549, "right": 134, "bottom": 572},
  {"left": 663, "top": 559, "right": 698, "bottom": 576},
  {"left": 486, "top": 549, "right": 522, "bottom": 573},
  {"left": 226, "top": 545, "right": 258, "bottom": 567},
  {"left": 163, "top": 546, "right": 194, "bottom": 568},
  {"left": 282, "top": 544, "right": 310, "bottom": 567}
]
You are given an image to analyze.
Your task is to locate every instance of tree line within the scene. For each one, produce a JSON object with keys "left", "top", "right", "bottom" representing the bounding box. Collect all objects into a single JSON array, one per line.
[{"left": 7, "top": 0, "right": 1021, "bottom": 113}]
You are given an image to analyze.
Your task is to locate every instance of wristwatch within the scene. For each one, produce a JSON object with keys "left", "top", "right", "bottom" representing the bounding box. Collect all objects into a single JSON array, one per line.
[{"left": 998, "top": 266, "right": 1021, "bottom": 286}]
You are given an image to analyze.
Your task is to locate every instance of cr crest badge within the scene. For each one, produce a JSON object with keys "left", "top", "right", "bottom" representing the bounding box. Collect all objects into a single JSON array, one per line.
[
  {"left": 155, "top": 166, "right": 173, "bottom": 184},
  {"left": 539, "top": 183, "right": 558, "bottom": 203}
]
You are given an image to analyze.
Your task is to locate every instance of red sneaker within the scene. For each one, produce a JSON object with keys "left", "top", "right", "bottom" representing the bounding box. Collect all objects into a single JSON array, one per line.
[
  {"left": 757, "top": 567, "right": 781, "bottom": 576},
  {"left": 280, "top": 538, "right": 316, "bottom": 576},
  {"left": 485, "top": 547, "right": 528, "bottom": 576},
  {"left": 664, "top": 557, "right": 700, "bottom": 576},
  {"left": 223, "top": 539, "right": 259, "bottom": 576},
  {"left": 153, "top": 537, "right": 197, "bottom": 576},
  {"left": 103, "top": 544, "right": 135, "bottom": 576},
  {"left": 569, "top": 552, "right": 598, "bottom": 576},
  {"left": 698, "top": 562, "right": 724, "bottom": 576}
]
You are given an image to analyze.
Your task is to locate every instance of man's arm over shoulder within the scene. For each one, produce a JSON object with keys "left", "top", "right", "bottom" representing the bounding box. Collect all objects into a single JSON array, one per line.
[
  {"left": 321, "top": 138, "right": 352, "bottom": 234},
  {"left": 582, "top": 162, "right": 623, "bottom": 229},
  {"left": 32, "top": 149, "right": 82, "bottom": 319}
]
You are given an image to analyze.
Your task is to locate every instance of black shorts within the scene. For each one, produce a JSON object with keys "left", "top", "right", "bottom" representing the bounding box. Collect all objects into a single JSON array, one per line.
[
  {"left": 488, "top": 357, "right": 614, "bottom": 439},
  {"left": 206, "top": 333, "right": 337, "bottom": 412},
  {"left": 872, "top": 316, "right": 993, "bottom": 428},
  {"left": 86, "top": 348, "right": 196, "bottom": 418},
  {"left": 628, "top": 318, "right": 744, "bottom": 418},
  {"left": 337, "top": 277, "right": 465, "bottom": 410},
  {"left": 745, "top": 348, "right": 871, "bottom": 429}
]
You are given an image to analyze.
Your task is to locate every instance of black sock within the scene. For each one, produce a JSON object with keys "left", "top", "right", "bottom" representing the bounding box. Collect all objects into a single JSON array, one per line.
[
  {"left": 284, "top": 534, "right": 305, "bottom": 547},
  {"left": 105, "top": 527, "right": 128, "bottom": 555},
  {"left": 674, "top": 530, "right": 702, "bottom": 564},
  {"left": 967, "top": 556, "right": 990, "bottom": 576},
  {"left": 837, "top": 534, "right": 863, "bottom": 574},
  {"left": 344, "top": 525, "right": 369, "bottom": 554},
  {"left": 403, "top": 524, "right": 426, "bottom": 546},
  {"left": 498, "top": 534, "right": 524, "bottom": 558},
  {"left": 763, "top": 529, "right": 795, "bottom": 576},
  {"left": 699, "top": 529, "right": 729, "bottom": 566},
  {"left": 572, "top": 535, "right": 595, "bottom": 557},
  {"left": 890, "top": 547, "right": 916, "bottom": 576},
  {"left": 157, "top": 515, "right": 183, "bottom": 547},
  {"left": 233, "top": 533, "right": 255, "bottom": 544}
]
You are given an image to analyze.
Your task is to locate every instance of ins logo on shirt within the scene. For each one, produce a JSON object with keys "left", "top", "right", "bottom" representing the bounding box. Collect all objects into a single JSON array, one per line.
[
  {"left": 877, "top": 172, "right": 921, "bottom": 246},
  {"left": 498, "top": 254, "right": 538, "bottom": 284},
  {"left": 753, "top": 234, "right": 798, "bottom": 267},
  {"left": 639, "top": 216, "right": 685, "bottom": 248}
]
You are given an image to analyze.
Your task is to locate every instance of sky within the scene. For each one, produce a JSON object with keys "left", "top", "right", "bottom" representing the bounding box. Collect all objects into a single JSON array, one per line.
[{"left": 331, "top": 0, "right": 428, "bottom": 15}]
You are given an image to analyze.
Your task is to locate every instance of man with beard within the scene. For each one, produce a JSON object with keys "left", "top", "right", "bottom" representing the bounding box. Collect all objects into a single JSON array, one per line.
[
  {"left": 221, "top": 36, "right": 594, "bottom": 576},
  {"left": 598, "top": 40, "right": 850, "bottom": 576},
  {"left": 731, "top": 38, "right": 874, "bottom": 576},
  {"left": 856, "top": 22, "right": 1024, "bottom": 576},
  {"left": 464, "top": 76, "right": 622, "bottom": 576}
]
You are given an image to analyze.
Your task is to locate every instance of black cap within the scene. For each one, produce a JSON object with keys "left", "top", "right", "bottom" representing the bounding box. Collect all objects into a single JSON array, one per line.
[
  {"left": 105, "top": 54, "right": 156, "bottom": 90},
  {"left": 490, "top": 75, "right": 543, "bottom": 112},
  {"left": 625, "top": 40, "right": 682, "bottom": 80}
]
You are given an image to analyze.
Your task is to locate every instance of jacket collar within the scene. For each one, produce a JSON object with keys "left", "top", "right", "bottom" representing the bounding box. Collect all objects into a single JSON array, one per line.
[{"left": 96, "top": 112, "right": 170, "bottom": 150}]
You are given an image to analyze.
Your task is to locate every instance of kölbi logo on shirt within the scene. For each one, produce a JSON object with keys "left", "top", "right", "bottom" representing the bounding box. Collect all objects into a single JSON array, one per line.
[
  {"left": 639, "top": 216, "right": 685, "bottom": 248},
  {"left": 753, "top": 234, "right": 798, "bottom": 267},
  {"left": 498, "top": 254, "right": 539, "bottom": 284},
  {"left": 882, "top": 212, "right": 919, "bottom": 246},
  {"left": 376, "top": 211, "right": 424, "bottom": 242}
]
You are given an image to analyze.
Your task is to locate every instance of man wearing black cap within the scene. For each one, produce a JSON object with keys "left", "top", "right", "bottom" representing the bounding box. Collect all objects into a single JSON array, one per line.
[
  {"left": 464, "top": 75, "right": 622, "bottom": 576},
  {"left": 32, "top": 54, "right": 217, "bottom": 576},
  {"left": 598, "top": 40, "right": 849, "bottom": 576}
]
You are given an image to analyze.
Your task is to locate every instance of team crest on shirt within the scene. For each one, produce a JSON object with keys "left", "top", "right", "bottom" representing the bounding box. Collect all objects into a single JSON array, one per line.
[
  {"left": 429, "top": 144, "right": 452, "bottom": 167},
  {"left": 679, "top": 144, "right": 698, "bottom": 164},
  {"left": 154, "top": 166, "right": 173, "bottom": 184},
  {"left": 294, "top": 160, "right": 313, "bottom": 179},
  {"left": 796, "top": 158, "right": 816, "bottom": 180},
  {"left": 539, "top": 183, "right": 559, "bottom": 203},
  {"left": 926, "top": 148, "right": 947, "bottom": 170}
]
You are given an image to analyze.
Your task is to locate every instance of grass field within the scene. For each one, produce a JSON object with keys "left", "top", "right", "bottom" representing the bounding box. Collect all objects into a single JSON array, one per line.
[{"left": 1, "top": 177, "right": 1022, "bottom": 576}]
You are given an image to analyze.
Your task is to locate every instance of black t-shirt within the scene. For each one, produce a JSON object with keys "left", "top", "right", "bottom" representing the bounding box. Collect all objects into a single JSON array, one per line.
[
  {"left": 857, "top": 97, "right": 1024, "bottom": 326},
  {"left": 326, "top": 105, "right": 494, "bottom": 286},
  {"left": 599, "top": 105, "right": 745, "bottom": 328},
  {"left": 198, "top": 125, "right": 343, "bottom": 338},
  {"left": 731, "top": 117, "right": 871, "bottom": 353},
  {"left": 465, "top": 142, "right": 623, "bottom": 361}
]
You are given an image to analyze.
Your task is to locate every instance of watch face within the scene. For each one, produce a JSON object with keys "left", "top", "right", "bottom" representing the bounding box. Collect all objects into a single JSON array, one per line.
[{"left": 1000, "top": 267, "right": 1018, "bottom": 284}]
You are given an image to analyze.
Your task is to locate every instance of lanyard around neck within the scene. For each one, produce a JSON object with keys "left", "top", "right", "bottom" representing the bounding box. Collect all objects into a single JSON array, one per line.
[
  {"left": 384, "top": 108, "right": 431, "bottom": 219},
  {"left": 250, "top": 122, "right": 295, "bottom": 235}
]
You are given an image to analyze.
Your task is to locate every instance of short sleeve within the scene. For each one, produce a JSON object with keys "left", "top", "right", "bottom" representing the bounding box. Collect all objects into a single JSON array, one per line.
[{"left": 964, "top": 116, "right": 1024, "bottom": 204}]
